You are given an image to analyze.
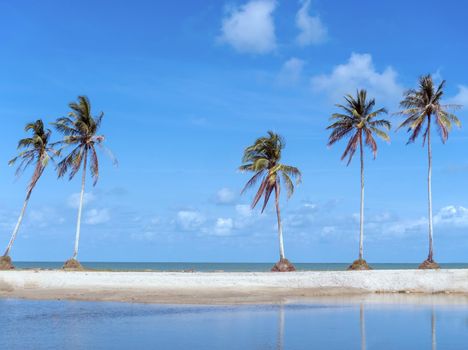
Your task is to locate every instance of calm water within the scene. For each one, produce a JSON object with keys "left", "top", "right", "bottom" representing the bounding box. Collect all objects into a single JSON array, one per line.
[
  {"left": 0, "top": 299, "right": 467, "bottom": 349},
  {"left": 12, "top": 261, "right": 468, "bottom": 271}
]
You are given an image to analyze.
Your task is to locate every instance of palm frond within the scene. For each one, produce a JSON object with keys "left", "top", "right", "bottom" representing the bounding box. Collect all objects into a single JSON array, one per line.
[{"left": 240, "top": 131, "right": 300, "bottom": 212}]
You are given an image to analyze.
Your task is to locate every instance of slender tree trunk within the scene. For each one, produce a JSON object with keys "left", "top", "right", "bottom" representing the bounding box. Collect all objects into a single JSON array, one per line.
[
  {"left": 359, "top": 134, "right": 365, "bottom": 260},
  {"left": 275, "top": 182, "right": 285, "bottom": 260},
  {"left": 3, "top": 189, "right": 33, "bottom": 257},
  {"left": 427, "top": 118, "right": 434, "bottom": 262},
  {"left": 73, "top": 152, "right": 88, "bottom": 260}
]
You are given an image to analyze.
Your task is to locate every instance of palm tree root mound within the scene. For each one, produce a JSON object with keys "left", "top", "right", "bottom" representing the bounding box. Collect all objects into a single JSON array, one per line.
[
  {"left": 63, "top": 258, "right": 84, "bottom": 271},
  {"left": 347, "top": 259, "right": 372, "bottom": 271},
  {"left": 271, "top": 259, "right": 296, "bottom": 272},
  {"left": 0, "top": 256, "right": 14, "bottom": 270},
  {"left": 418, "top": 259, "right": 440, "bottom": 270}
]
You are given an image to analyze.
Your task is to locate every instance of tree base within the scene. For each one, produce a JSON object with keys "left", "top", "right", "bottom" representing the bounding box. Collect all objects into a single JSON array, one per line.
[
  {"left": 347, "top": 259, "right": 372, "bottom": 271},
  {"left": 0, "top": 256, "right": 14, "bottom": 270},
  {"left": 63, "top": 258, "right": 84, "bottom": 271},
  {"left": 418, "top": 259, "right": 440, "bottom": 270},
  {"left": 271, "top": 258, "right": 296, "bottom": 272}
]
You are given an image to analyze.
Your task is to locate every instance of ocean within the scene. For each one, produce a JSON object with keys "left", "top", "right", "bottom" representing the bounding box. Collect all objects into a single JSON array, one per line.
[
  {"left": 11, "top": 261, "right": 468, "bottom": 271},
  {"left": 0, "top": 299, "right": 467, "bottom": 349}
]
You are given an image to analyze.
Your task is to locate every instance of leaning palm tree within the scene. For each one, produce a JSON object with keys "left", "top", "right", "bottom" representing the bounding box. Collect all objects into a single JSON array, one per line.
[
  {"left": 53, "top": 96, "right": 116, "bottom": 270},
  {"left": 240, "top": 131, "right": 301, "bottom": 272},
  {"left": 0, "top": 120, "right": 57, "bottom": 270},
  {"left": 327, "top": 89, "right": 390, "bottom": 270},
  {"left": 397, "top": 75, "right": 461, "bottom": 269}
]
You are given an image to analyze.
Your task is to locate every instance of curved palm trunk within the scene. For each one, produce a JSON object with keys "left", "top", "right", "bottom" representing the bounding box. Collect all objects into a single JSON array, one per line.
[
  {"left": 427, "top": 119, "right": 434, "bottom": 262},
  {"left": 275, "top": 182, "right": 285, "bottom": 260},
  {"left": 3, "top": 189, "right": 33, "bottom": 257},
  {"left": 73, "top": 152, "right": 88, "bottom": 260},
  {"left": 359, "top": 134, "right": 364, "bottom": 260}
]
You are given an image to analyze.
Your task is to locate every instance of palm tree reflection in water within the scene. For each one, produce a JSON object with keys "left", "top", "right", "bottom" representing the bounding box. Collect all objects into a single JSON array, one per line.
[
  {"left": 276, "top": 304, "right": 285, "bottom": 350},
  {"left": 360, "top": 304, "right": 366, "bottom": 350}
]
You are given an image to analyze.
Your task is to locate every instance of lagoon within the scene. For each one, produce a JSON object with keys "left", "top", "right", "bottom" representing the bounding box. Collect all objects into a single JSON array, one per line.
[{"left": 1, "top": 299, "right": 467, "bottom": 349}]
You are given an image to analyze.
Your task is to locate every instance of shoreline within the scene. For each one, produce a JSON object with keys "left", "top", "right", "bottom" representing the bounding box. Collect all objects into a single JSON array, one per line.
[{"left": 1, "top": 269, "right": 468, "bottom": 305}]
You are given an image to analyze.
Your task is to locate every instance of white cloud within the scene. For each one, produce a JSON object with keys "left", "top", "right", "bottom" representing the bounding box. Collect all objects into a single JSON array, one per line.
[
  {"left": 131, "top": 231, "right": 156, "bottom": 241},
  {"left": 216, "top": 187, "right": 236, "bottom": 204},
  {"left": 220, "top": 0, "right": 277, "bottom": 54},
  {"left": 366, "top": 206, "right": 468, "bottom": 238},
  {"left": 28, "top": 208, "right": 65, "bottom": 228},
  {"left": 434, "top": 205, "right": 468, "bottom": 227},
  {"left": 295, "top": 0, "right": 327, "bottom": 46},
  {"left": 67, "top": 192, "right": 96, "bottom": 209},
  {"left": 85, "top": 208, "right": 110, "bottom": 225},
  {"left": 447, "top": 85, "right": 468, "bottom": 107},
  {"left": 176, "top": 210, "right": 205, "bottom": 231},
  {"left": 277, "top": 57, "right": 305, "bottom": 85},
  {"left": 380, "top": 217, "right": 426, "bottom": 237},
  {"left": 311, "top": 53, "right": 403, "bottom": 104},
  {"left": 214, "top": 218, "right": 234, "bottom": 236},
  {"left": 236, "top": 204, "right": 252, "bottom": 218}
]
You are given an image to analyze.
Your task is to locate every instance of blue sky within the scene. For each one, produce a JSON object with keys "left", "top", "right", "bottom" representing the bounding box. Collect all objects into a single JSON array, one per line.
[{"left": 1, "top": 0, "right": 468, "bottom": 263}]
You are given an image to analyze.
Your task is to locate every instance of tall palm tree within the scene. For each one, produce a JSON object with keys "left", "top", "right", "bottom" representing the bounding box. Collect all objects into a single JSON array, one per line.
[
  {"left": 0, "top": 120, "right": 56, "bottom": 270},
  {"left": 240, "top": 131, "right": 301, "bottom": 272},
  {"left": 397, "top": 75, "right": 461, "bottom": 269},
  {"left": 53, "top": 96, "right": 116, "bottom": 269},
  {"left": 327, "top": 90, "right": 390, "bottom": 270}
]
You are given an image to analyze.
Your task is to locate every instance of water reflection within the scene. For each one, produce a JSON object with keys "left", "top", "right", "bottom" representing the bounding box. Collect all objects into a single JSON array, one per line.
[
  {"left": 275, "top": 303, "right": 435, "bottom": 350},
  {"left": 431, "top": 308, "right": 436, "bottom": 350},
  {"left": 360, "top": 304, "right": 366, "bottom": 350},
  {"left": 276, "top": 304, "right": 285, "bottom": 350},
  {"left": 2, "top": 299, "right": 467, "bottom": 349}
]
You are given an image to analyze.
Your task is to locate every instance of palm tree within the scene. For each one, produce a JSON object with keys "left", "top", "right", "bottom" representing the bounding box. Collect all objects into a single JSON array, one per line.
[
  {"left": 0, "top": 120, "right": 56, "bottom": 270},
  {"left": 239, "top": 131, "right": 301, "bottom": 272},
  {"left": 397, "top": 75, "right": 461, "bottom": 269},
  {"left": 327, "top": 89, "right": 390, "bottom": 270},
  {"left": 53, "top": 96, "right": 116, "bottom": 270}
]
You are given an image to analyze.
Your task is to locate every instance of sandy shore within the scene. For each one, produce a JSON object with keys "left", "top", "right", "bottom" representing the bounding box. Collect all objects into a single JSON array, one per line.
[{"left": 1, "top": 269, "right": 468, "bottom": 305}]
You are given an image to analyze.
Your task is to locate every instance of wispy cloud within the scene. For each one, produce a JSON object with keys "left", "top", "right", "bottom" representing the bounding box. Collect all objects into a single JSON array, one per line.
[
  {"left": 295, "top": 0, "right": 327, "bottom": 46},
  {"left": 176, "top": 210, "right": 206, "bottom": 231},
  {"left": 447, "top": 85, "right": 468, "bottom": 107},
  {"left": 215, "top": 187, "right": 237, "bottom": 205},
  {"left": 28, "top": 207, "right": 66, "bottom": 228},
  {"left": 67, "top": 192, "right": 96, "bottom": 209},
  {"left": 277, "top": 57, "right": 305, "bottom": 85},
  {"left": 85, "top": 208, "right": 111, "bottom": 225},
  {"left": 219, "top": 0, "right": 277, "bottom": 54}
]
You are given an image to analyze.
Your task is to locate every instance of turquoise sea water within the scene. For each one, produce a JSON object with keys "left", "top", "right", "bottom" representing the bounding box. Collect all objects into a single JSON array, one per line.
[
  {"left": 0, "top": 299, "right": 467, "bottom": 349},
  {"left": 12, "top": 261, "right": 468, "bottom": 271}
]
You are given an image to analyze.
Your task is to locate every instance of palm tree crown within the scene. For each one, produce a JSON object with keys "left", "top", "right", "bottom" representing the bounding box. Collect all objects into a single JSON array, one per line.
[
  {"left": 240, "top": 131, "right": 301, "bottom": 211},
  {"left": 54, "top": 95, "right": 115, "bottom": 184},
  {"left": 398, "top": 74, "right": 461, "bottom": 143},
  {"left": 9, "top": 120, "right": 56, "bottom": 191},
  {"left": 327, "top": 89, "right": 390, "bottom": 164}
]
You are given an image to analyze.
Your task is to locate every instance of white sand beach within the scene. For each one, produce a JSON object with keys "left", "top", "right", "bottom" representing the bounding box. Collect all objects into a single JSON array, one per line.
[{"left": 1, "top": 269, "right": 468, "bottom": 304}]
